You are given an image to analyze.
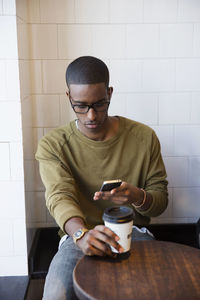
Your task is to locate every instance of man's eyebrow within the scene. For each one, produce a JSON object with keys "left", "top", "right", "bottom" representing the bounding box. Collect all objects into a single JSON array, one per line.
[{"left": 71, "top": 98, "right": 106, "bottom": 104}]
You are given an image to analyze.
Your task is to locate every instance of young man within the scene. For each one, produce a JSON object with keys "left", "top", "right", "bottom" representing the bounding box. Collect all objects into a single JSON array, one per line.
[{"left": 36, "top": 56, "right": 168, "bottom": 299}]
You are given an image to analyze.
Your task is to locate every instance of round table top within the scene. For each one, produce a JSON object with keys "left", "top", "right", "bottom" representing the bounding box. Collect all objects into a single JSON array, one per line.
[{"left": 73, "top": 240, "right": 200, "bottom": 300}]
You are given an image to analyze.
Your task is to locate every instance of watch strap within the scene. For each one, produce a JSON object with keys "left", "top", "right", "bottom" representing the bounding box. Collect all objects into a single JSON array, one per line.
[{"left": 73, "top": 228, "right": 89, "bottom": 244}]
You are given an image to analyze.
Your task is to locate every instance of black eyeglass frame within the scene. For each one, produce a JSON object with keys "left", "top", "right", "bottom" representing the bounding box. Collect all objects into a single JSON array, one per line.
[{"left": 69, "top": 95, "right": 110, "bottom": 114}]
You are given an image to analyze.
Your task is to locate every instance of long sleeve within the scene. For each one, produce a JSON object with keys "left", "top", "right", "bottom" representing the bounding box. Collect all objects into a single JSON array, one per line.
[
  {"left": 36, "top": 137, "right": 85, "bottom": 233},
  {"left": 137, "top": 130, "right": 168, "bottom": 217}
]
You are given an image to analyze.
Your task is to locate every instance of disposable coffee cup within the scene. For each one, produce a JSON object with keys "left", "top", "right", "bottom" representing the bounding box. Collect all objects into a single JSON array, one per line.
[{"left": 103, "top": 206, "right": 134, "bottom": 253}]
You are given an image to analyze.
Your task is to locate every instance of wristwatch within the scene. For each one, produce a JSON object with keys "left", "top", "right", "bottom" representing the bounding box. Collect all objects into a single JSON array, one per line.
[{"left": 73, "top": 228, "right": 89, "bottom": 244}]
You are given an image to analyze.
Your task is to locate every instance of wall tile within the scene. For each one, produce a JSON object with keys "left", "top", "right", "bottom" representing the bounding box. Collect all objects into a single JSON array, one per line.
[
  {"left": 24, "top": 159, "right": 44, "bottom": 192},
  {"left": 43, "top": 127, "right": 55, "bottom": 135},
  {"left": 58, "top": 25, "right": 93, "bottom": 59},
  {"left": 151, "top": 188, "right": 173, "bottom": 221},
  {"left": 30, "top": 60, "right": 43, "bottom": 93},
  {"left": 32, "top": 95, "right": 60, "bottom": 127},
  {"left": 21, "top": 97, "right": 32, "bottom": 128},
  {"left": 108, "top": 93, "right": 126, "bottom": 117},
  {"left": 19, "top": 60, "right": 42, "bottom": 97},
  {"left": 92, "top": 25, "right": 125, "bottom": 59},
  {"left": 23, "top": 127, "right": 43, "bottom": 160},
  {"left": 23, "top": 128, "right": 33, "bottom": 160},
  {"left": 30, "top": 24, "right": 57, "bottom": 59},
  {"left": 142, "top": 60, "right": 175, "bottom": 92},
  {"left": 60, "top": 95, "right": 76, "bottom": 126},
  {"left": 194, "top": 24, "right": 200, "bottom": 57},
  {"left": 26, "top": 191, "right": 46, "bottom": 223},
  {"left": 126, "top": 24, "right": 159, "bottom": 58},
  {"left": 0, "top": 221, "right": 13, "bottom": 256},
  {"left": 35, "top": 161, "right": 45, "bottom": 191},
  {"left": 26, "top": 227, "right": 36, "bottom": 254},
  {"left": 163, "top": 157, "right": 188, "bottom": 187},
  {"left": 160, "top": 24, "right": 193, "bottom": 57},
  {"left": 17, "top": 22, "right": 30, "bottom": 59},
  {"left": 24, "top": 160, "right": 35, "bottom": 191},
  {"left": 27, "top": 0, "right": 40, "bottom": 23},
  {"left": 126, "top": 94, "right": 158, "bottom": 125},
  {"left": 191, "top": 93, "right": 200, "bottom": 124},
  {"left": 144, "top": 0, "right": 178, "bottom": 22},
  {"left": 18, "top": 60, "right": 30, "bottom": 98},
  {"left": 75, "top": 0, "right": 109, "bottom": 23},
  {"left": 110, "top": 60, "right": 142, "bottom": 93},
  {"left": 178, "top": 0, "right": 200, "bottom": 22},
  {"left": 5, "top": 60, "right": 20, "bottom": 101},
  {"left": 16, "top": 0, "right": 28, "bottom": 22},
  {"left": 13, "top": 219, "right": 27, "bottom": 256},
  {"left": 0, "top": 16, "right": 18, "bottom": 59},
  {"left": 46, "top": 210, "right": 57, "bottom": 224},
  {"left": 159, "top": 93, "right": 191, "bottom": 124},
  {"left": 10, "top": 142, "right": 24, "bottom": 180},
  {"left": 0, "top": 256, "right": 28, "bottom": 276},
  {"left": 40, "top": 0, "right": 74, "bottom": 23},
  {"left": 0, "top": 143, "right": 10, "bottom": 180},
  {"left": 188, "top": 157, "right": 200, "bottom": 186},
  {"left": 173, "top": 188, "right": 200, "bottom": 218},
  {"left": 0, "top": 1, "right": 2, "bottom": 14},
  {"left": 3, "top": 0, "right": 16, "bottom": 15},
  {"left": 0, "top": 60, "right": 6, "bottom": 100},
  {"left": 42, "top": 60, "right": 70, "bottom": 94},
  {"left": 150, "top": 125, "right": 174, "bottom": 156},
  {"left": 0, "top": 102, "right": 22, "bottom": 141},
  {"left": 176, "top": 59, "right": 200, "bottom": 91},
  {"left": 187, "top": 217, "right": 199, "bottom": 223},
  {"left": 110, "top": 0, "right": 143, "bottom": 23},
  {"left": 33, "top": 128, "right": 44, "bottom": 158},
  {"left": 174, "top": 125, "right": 200, "bottom": 156},
  {"left": 0, "top": 181, "right": 26, "bottom": 219}
]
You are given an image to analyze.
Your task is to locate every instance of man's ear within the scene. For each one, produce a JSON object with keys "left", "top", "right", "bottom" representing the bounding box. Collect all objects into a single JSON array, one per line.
[{"left": 107, "top": 87, "right": 113, "bottom": 100}]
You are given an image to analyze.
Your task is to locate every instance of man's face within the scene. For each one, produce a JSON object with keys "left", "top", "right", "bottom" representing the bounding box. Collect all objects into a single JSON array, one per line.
[{"left": 68, "top": 83, "right": 113, "bottom": 139}]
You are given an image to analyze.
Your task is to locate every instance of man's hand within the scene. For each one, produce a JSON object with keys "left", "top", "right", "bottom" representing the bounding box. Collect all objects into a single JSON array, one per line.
[
  {"left": 93, "top": 181, "right": 143, "bottom": 205},
  {"left": 76, "top": 225, "right": 124, "bottom": 257}
]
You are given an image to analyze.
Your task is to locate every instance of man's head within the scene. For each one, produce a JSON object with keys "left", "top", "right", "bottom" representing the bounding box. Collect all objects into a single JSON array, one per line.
[
  {"left": 65, "top": 56, "right": 109, "bottom": 88},
  {"left": 65, "top": 56, "right": 113, "bottom": 140}
]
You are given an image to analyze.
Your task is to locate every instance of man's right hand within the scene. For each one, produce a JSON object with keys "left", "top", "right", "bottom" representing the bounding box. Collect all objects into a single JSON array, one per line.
[{"left": 76, "top": 225, "right": 124, "bottom": 257}]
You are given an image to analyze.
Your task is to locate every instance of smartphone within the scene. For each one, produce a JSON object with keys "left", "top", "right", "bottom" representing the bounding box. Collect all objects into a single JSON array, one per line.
[{"left": 100, "top": 179, "right": 122, "bottom": 192}]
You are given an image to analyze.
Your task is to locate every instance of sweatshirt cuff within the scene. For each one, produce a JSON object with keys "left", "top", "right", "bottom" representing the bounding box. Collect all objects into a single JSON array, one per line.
[
  {"left": 53, "top": 204, "right": 86, "bottom": 233},
  {"left": 136, "top": 190, "right": 168, "bottom": 218}
]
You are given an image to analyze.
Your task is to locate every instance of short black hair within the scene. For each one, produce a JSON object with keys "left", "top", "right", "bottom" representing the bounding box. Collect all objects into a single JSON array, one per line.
[{"left": 66, "top": 56, "right": 109, "bottom": 88}]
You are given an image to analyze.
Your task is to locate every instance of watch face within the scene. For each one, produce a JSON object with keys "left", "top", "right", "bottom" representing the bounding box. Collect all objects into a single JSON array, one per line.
[{"left": 75, "top": 230, "right": 82, "bottom": 238}]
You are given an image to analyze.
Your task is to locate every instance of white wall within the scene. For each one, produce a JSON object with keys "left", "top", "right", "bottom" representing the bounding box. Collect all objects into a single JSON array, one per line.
[
  {"left": 0, "top": 0, "right": 199, "bottom": 275},
  {"left": 0, "top": 0, "right": 27, "bottom": 276},
  {"left": 18, "top": 1, "right": 200, "bottom": 229},
  {"left": 22, "top": 0, "right": 200, "bottom": 226}
]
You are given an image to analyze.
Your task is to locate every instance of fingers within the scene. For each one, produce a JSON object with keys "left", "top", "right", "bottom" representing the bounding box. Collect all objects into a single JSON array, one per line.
[
  {"left": 111, "top": 181, "right": 127, "bottom": 194},
  {"left": 80, "top": 225, "right": 124, "bottom": 257},
  {"left": 94, "top": 191, "right": 128, "bottom": 204},
  {"left": 93, "top": 182, "right": 128, "bottom": 201}
]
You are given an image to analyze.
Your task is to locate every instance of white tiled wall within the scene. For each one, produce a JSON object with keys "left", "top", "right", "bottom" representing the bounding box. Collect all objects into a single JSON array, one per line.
[
  {"left": 0, "top": 0, "right": 27, "bottom": 276},
  {"left": 14, "top": 0, "right": 200, "bottom": 239}
]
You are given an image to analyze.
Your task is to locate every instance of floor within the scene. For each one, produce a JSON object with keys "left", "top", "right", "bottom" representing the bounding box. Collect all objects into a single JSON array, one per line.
[{"left": 25, "top": 279, "right": 45, "bottom": 300}]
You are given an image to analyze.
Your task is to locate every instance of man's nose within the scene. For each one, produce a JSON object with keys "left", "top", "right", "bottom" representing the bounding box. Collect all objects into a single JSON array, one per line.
[{"left": 87, "top": 107, "right": 96, "bottom": 120}]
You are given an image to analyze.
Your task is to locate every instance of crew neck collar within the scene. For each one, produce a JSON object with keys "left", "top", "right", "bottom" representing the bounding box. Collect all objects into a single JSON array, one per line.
[{"left": 71, "top": 116, "right": 124, "bottom": 147}]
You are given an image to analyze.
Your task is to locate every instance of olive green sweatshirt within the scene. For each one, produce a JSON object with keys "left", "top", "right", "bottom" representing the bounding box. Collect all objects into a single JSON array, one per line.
[{"left": 36, "top": 117, "right": 168, "bottom": 237}]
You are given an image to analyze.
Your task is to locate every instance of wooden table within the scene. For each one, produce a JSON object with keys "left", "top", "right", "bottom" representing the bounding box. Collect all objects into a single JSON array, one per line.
[{"left": 73, "top": 240, "right": 200, "bottom": 300}]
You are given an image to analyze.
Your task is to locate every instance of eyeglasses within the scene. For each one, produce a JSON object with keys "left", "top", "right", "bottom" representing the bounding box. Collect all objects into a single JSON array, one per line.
[{"left": 69, "top": 96, "right": 110, "bottom": 114}]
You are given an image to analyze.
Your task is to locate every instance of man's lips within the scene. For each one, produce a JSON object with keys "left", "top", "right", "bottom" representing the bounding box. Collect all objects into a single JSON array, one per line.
[{"left": 85, "top": 123, "right": 98, "bottom": 129}]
